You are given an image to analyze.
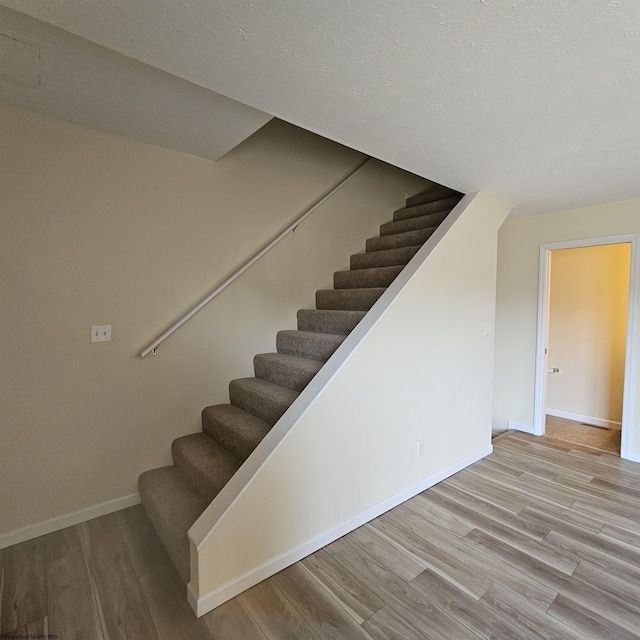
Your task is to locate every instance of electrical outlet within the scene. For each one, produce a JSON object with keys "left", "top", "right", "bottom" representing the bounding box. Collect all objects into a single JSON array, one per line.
[
  {"left": 417, "top": 440, "right": 424, "bottom": 457},
  {"left": 91, "top": 325, "right": 112, "bottom": 343},
  {"left": 483, "top": 322, "right": 492, "bottom": 336}
]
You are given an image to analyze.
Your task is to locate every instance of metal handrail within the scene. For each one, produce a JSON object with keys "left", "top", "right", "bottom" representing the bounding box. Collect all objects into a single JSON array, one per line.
[{"left": 140, "top": 156, "right": 371, "bottom": 358}]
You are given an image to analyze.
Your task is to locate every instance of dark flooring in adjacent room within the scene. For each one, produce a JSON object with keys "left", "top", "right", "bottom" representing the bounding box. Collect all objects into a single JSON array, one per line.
[
  {"left": 546, "top": 414, "right": 621, "bottom": 455},
  {"left": 2, "top": 431, "right": 640, "bottom": 639}
]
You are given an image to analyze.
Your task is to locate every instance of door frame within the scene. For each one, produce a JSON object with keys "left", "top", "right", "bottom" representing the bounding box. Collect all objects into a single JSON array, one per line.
[{"left": 533, "top": 234, "right": 640, "bottom": 461}]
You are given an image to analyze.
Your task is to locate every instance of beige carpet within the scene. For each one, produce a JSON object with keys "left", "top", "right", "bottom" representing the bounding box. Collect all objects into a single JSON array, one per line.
[{"left": 545, "top": 415, "right": 621, "bottom": 454}]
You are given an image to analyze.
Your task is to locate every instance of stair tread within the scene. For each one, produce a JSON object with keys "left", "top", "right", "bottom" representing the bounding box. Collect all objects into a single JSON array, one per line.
[
  {"left": 380, "top": 209, "right": 450, "bottom": 237},
  {"left": 393, "top": 195, "right": 461, "bottom": 222},
  {"left": 230, "top": 376, "right": 300, "bottom": 402},
  {"left": 255, "top": 351, "right": 324, "bottom": 371},
  {"left": 277, "top": 330, "right": 346, "bottom": 361},
  {"left": 297, "top": 309, "right": 366, "bottom": 335},
  {"left": 254, "top": 352, "right": 324, "bottom": 391},
  {"left": 350, "top": 245, "right": 422, "bottom": 270},
  {"left": 366, "top": 226, "right": 437, "bottom": 252},
  {"left": 229, "top": 377, "right": 299, "bottom": 425},
  {"left": 139, "top": 466, "right": 207, "bottom": 583},
  {"left": 405, "top": 185, "right": 461, "bottom": 208},
  {"left": 172, "top": 433, "right": 242, "bottom": 503},
  {"left": 202, "top": 404, "right": 272, "bottom": 462},
  {"left": 334, "top": 265, "right": 403, "bottom": 289},
  {"left": 316, "top": 287, "right": 386, "bottom": 311}
]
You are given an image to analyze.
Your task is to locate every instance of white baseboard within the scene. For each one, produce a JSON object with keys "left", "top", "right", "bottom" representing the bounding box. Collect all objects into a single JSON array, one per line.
[
  {"left": 0, "top": 493, "right": 140, "bottom": 549},
  {"left": 546, "top": 409, "right": 621, "bottom": 430},
  {"left": 623, "top": 450, "right": 640, "bottom": 463},
  {"left": 508, "top": 420, "right": 535, "bottom": 435},
  {"left": 189, "top": 444, "right": 493, "bottom": 617}
]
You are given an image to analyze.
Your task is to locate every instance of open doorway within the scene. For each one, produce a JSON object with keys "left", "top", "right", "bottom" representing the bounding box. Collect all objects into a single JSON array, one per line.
[
  {"left": 544, "top": 244, "right": 630, "bottom": 454},
  {"left": 533, "top": 234, "right": 640, "bottom": 462}
]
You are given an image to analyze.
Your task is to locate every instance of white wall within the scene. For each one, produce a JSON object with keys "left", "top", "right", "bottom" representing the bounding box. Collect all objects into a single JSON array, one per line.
[
  {"left": 493, "top": 199, "right": 640, "bottom": 458},
  {"left": 0, "top": 101, "right": 430, "bottom": 541},
  {"left": 547, "top": 245, "right": 630, "bottom": 426},
  {"left": 189, "top": 192, "right": 511, "bottom": 614}
]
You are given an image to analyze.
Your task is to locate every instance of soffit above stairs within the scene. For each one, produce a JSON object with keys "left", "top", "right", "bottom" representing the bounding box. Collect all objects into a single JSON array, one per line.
[
  {"left": 0, "top": 6, "right": 271, "bottom": 161},
  {"left": 3, "top": 1, "right": 640, "bottom": 216}
]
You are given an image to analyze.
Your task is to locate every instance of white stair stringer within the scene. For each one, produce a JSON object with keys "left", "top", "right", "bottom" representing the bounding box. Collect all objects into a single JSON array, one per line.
[{"left": 187, "top": 191, "right": 512, "bottom": 616}]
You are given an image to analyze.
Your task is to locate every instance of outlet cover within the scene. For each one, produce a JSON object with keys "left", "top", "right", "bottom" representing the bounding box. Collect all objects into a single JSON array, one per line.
[{"left": 91, "top": 325, "right": 112, "bottom": 343}]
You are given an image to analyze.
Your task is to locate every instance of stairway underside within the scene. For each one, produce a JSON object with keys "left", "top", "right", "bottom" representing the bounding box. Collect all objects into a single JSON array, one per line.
[{"left": 139, "top": 183, "right": 463, "bottom": 584}]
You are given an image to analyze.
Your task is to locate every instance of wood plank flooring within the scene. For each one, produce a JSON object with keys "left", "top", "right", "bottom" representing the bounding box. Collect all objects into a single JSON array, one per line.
[
  {"left": 546, "top": 415, "right": 621, "bottom": 454},
  {"left": 2, "top": 431, "right": 640, "bottom": 639}
]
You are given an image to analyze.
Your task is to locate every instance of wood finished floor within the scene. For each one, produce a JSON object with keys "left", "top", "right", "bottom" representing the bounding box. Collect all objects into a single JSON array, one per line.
[
  {"left": 546, "top": 415, "right": 621, "bottom": 454},
  {"left": 3, "top": 431, "right": 640, "bottom": 639}
]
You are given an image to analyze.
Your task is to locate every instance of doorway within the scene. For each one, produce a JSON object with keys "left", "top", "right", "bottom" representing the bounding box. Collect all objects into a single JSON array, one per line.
[
  {"left": 533, "top": 235, "right": 640, "bottom": 461},
  {"left": 544, "top": 244, "right": 629, "bottom": 454}
]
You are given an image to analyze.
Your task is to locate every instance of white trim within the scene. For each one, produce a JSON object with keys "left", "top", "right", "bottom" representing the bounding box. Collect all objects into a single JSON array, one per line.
[
  {"left": 532, "top": 234, "right": 639, "bottom": 461},
  {"left": 533, "top": 245, "right": 551, "bottom": 436},
  {"left": 546, "top": 408, "right": 621, "bottom": 430},
  {"left": 0, "top": 493, "right": 140, "bottom": 549},
  {"left": 188, "top": 444, "right": 493, "bottom": 617},
  {"left": 621, "top": 235, "right": 639, "bottom": 460},
  {"left": 508, "top": 420, "right": 535, "bottom": 435},
  {"left": 624, "top": 450, "right": 640, "bottom": 463}
]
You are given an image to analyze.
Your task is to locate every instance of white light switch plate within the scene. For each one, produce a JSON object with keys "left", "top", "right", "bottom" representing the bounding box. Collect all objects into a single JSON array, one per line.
[{"left": 91, "top": 325, "right": 112, "bottom": 343}]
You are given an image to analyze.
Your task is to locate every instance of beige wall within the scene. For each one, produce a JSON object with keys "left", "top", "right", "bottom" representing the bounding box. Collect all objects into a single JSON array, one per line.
[
  {"left": 493, "top": 199, "right": 640, "bottom": 457},
  {"left": 0, "top": 102, "right": 429, "bottom": 538},
  {"left": 191, "top": 193, "right": 511, "bottom": 609},
  {"left": 547, "top": 245, "right": 630, "bottom": 426}
]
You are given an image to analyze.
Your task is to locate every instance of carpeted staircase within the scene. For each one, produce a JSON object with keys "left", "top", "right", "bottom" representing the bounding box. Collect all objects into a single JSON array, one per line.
[{"left": 139, "top": 184, "right": 463, "bottom": 583}]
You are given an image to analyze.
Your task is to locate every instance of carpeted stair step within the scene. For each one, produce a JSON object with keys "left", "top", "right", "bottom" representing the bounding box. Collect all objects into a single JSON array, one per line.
[
  {"left": 172, "top": 433, "right": 242, "bottom": 503},
  {"left": 334, "top": 265, "right": 403, "bottom": 289},
  {"left": 350, "top": 245, "right": 422, "bottom": 271},
  {"left": 366, "top": 227, "right": 437, "bottom": 252},
  {"left": 380, "top": 209, "right": 450, "bottom": 237},
  {"left": 298, "top": 309, "right": 366, "bottom": 334},
  {"left": 202, "top": 404, "right": 272, "bottom": 462},
  {"left": 254, "top": 352, "right": 324, "bottom": 392},
  {"left": 276, "top": 330, "right": 346, "bottom": 361},
  {"left": 316, "top": 287, "right": 385, "bottom": 311},
  {"left": 393, "top": 195, "right": 461, "bottom": 223},
  {"left": 405, "top": 185, "right": 461, "bottom": 208},
  {"left": 139, "top": 466, "right": 207, "bottom": 583},
  {"left": 229, "top": 377, "right": 299, "bottom": 425}
]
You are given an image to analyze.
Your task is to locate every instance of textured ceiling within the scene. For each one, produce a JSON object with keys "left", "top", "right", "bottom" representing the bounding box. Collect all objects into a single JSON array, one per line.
[{"left": 2, "top": 0, "right": 640, "bottom": 216}]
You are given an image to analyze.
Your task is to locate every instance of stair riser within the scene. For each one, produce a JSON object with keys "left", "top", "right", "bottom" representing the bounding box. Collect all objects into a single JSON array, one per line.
[
  {"left": 297, "top": 309, "right": 365, "bottom": 335},
  {"left": 229, "top": 381, "right": 294, "bottom": 425},
  {"left": 405, "top": 185, "right": 460, "bottom": 208},
  {"left": 366, "top": 227, "right": 436, "bottom": 252},
  {"left": 316, "top": 288, "right": 385, "bottom": 311},
  {"left": 380, "top": 209, "right": 450, "bottom": 237},
  {"left": 350, "top": 245, "right": 421, "bottom": 270},
  {"left": 254, "top": 355, "right": 323, "bottom": 392},
  {"left": 202, "top": 405, "right": 271, "bottom": 462},
  {"left": 139, "top": 468, "right": 207, "bottom": 584},
  {"left": 171, "top": 450, "right": 220, "bottom": 504},
  {"left": 393, "top": 195, "right": 461, "bottom": 222},
  {"left": 276, "top": 331, "right": 345, "bottom": 361},
  {"left": 334, "top": 265, "right": 403, "bottom": 289},
  {"left": 140, "top": 493, "right": 190, "bottom": 582},
  {"left": 172, "top": 436, "right": 240, "bottom": 503}
]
